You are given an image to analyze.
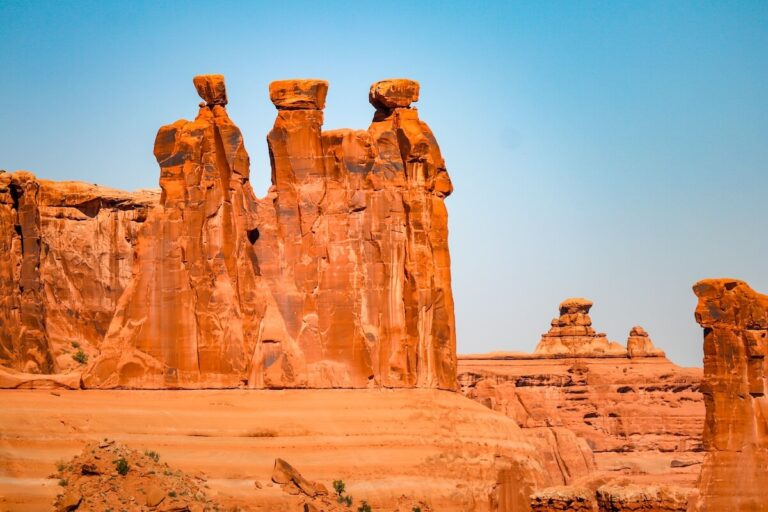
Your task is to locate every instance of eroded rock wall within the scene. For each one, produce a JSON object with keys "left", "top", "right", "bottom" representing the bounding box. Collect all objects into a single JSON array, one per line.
[
  {"left": 691, "top": 278, "right": 768, "bottom": 511},
  {"left": 0, "top": 172, "right": 157, "bottom": 376},
  {"left": 1, "top": 75, "right": 456, "bottom": 390}
]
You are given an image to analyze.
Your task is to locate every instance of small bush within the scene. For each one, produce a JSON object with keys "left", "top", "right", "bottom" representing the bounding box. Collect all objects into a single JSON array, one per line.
[
  {"left": 343, "top": 495, "right": 353, "bottom": 507},
  {"left": 144, "top": 450, "right": 160, "bottom": 462},
  {"left": 55, "top": 460, "right": 66, "bottom": 472},
  {"left": 357, "top": 501, "right": 372, "bottom": 512},
  {"left": 412, "top": 507, "right": 422, "bottom": 512},
  {"left": 168, "top": 490, "right": 177, "bottom": 498},
  {"left": 115, "top": 457, "right": 129, "bottom": 475},
  {"left": 333, "top": 479, "right": 346, "bottom": 497},
  {"left": 72, "top": 349, "right": 88, "bottom": 364},
  {"left": 71, "top": 341, "right": 80, "bottom": 349},
  {"left": 58, "top": 478, "right": 68, "bottom": 487}
]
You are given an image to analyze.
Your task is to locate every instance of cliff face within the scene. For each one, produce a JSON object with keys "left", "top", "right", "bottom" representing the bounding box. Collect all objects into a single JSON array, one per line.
[
  {"left": 691, "top": 278, "right": 768, "bottom": 511},
  {"left": 459, "top": 298, "right": 704, "bottom": 491},
  {"left": 0, "top": 172, "right": 157, "bottom": 376},
  {"left": 1, "top": 74, "right": 456, "bottom": 390}
]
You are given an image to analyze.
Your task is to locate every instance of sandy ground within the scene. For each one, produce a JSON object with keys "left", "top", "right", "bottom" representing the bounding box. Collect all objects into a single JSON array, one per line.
[{"left": 0, "top": 388, "right": 542, "bottom": 511}]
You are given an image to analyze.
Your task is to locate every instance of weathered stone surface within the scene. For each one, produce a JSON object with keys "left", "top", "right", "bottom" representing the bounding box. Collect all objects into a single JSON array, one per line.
[
  {"left": 626, "top": 326, "right": 665, "bottom": 358},
  {"left": 1, "top": 74, "right": 456, "bottom": 390},
  {"left": 0, "top": 172, "right": 157, "bottom": 376},
  {"left": 369, "top": 79, "right": 420, "bottom": 110},
  {"left": 595, "top": 484, "right": 690, "bottom": 511},
  {"left": 193, "top": 74, "right": 228, "bottom": 106},
  {"left": 269, "top": 79, "right": 328, "bottom": 110},
  {"left": 534, "top": 298, "right": 627, "bottom": 357},
  {"left": 530, "top": 486, "right": 596, "bottom": 512},
  {"left": 691, "top": 278, "right": 768, "bottom": 512}
]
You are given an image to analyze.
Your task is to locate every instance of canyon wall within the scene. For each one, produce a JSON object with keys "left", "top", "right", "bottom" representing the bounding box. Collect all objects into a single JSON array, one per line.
[
  {"left": 691, "top": 278, "right": 768, "bottom": 511},
  {"left": 0, "top": 74, "right": 456, "bottom": 390}
]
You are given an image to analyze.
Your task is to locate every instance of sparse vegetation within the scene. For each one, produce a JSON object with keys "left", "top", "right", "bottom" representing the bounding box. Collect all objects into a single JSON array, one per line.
[
  {"left": 144, "top": 450, "right": 160, "bottom": 462},
  {"left": 168, "top": 490, "right": 177, "bottom": 498},
  {"left": 412, "top": 507, "right": 422, "bottom": 512},
  {"left": 55, "top": 460, "right": 67, "bottom": 472},
  {"left": 71, "top": 341, "right": 80, "bottom": 349},
  {"left": 72, "top": 349, "right": 88, "bottom": 364},
  {"left": 115, "top": 457, "right": 129, "bottom": 475},
  {"left": 58, "top": 478, "right": 68, "bottom": 487},
  {"left": 333, "top": 479, "right": 353, "bottom": 506},
  {"left": 357, "top": 501, "right": 372, "bottom": 512}
]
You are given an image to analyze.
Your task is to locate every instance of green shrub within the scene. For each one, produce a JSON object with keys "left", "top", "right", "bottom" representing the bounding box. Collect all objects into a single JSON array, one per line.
[
  {"left": 333, "top": 479, "right": 346, "bottom": 497},
  {"left": 115, "top": 457, "right": 129, "bottom": 475},
  {"left": 412, "top": 507, "right": 422, "bottom": 512},
  {"left": 72, "top": 349, "right": 88, "bottom": 364},
  {"left": 168, "top": 490, "right": 177, "bottom": 498},
  {"left": 357, "top": 501, "right": 372, "bottom": 512},
  {"left": 144, "top": 450, "right": 160, "bottom": 462},
  {"left": 58, "top": 478, "right": 68, "bottom": 487},
  {"left": 71, "top": 341, "right": 80, "bottom": 349},
  {"left": 343, "top": 495, "right": 353, "bottom": 507}
]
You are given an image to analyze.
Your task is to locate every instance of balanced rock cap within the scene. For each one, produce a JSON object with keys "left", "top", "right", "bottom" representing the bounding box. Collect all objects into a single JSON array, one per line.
[
  {"left": 369, "top": 79, "right": 420, "bottom": 109},
  {"left": 269, "top": 79, "right": 328, "bottom": 110},
  {"left": 193, "top": 74, "right": 228, "bottom": 106},
  {"left": 559, "top": 298, "right": 593, "bottom": 315}
]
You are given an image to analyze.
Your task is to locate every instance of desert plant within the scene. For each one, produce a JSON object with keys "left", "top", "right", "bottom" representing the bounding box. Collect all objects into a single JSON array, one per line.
[
  {"left": 412, "top": 507, "right": 422, "bottom": 512},
  {"left": 343, "top": 495, "right": 353, "bottom": 507},
  {"left": 58, "top": 478, "right": 68, "bottom": 487},
  {"left": 168, "top": 490, "right": 177, "bottom": 498},
  {"left": 357, "top": 501, "right": 372, "bottom": 512},
  {"left": 115, "top": 457, "right": 129, "bottom": 475},
  {"left": 72, "top": 349, "right": 88, "bottom": 364},
  {"left": 144, "top": 450, "right": 160, "bottom": 462},
  {"left": 333, "top": 479, "right": 346, "bottom": 497},
  {"left": 71, "top": 341, "right": 80, "bottom": 349}
]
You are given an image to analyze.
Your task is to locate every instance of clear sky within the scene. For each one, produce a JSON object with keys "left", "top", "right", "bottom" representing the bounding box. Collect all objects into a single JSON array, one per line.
[{"left": 1, "top": 1, "right": 766, "bottom": 367}]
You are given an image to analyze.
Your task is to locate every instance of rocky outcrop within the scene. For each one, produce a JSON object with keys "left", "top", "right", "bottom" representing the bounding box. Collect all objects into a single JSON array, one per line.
[
  {"left": 1, "top": 74, "right": 456, "bottom": 390},
  {"left": 691, "top": 278, "right": 768, "bottom": 511},
  {"left": 530, "top": 486, "right": 596, "bottom": 512},
  {"left": 595, "top": 484, "right": 690, "bottom": 511},
  {"left": 459, "top": 298, "right": 704, "bottom": 491},
  {"left": 626, "top": 326, "right": 665, "bottom": 358},
  {"left": 0, "top": 172, "right": 157, "bottom": 376},
  {"left": 535, "top": 298, "right": 627, "bottom": 357}
]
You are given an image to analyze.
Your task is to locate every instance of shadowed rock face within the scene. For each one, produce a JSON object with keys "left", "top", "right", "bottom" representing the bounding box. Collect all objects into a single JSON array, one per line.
[
  {"left": 0, "top": 74, "right": 456, "bottom": 390},
  {"left": 691, "top": 278, "right": 768, "bottom": 512}
]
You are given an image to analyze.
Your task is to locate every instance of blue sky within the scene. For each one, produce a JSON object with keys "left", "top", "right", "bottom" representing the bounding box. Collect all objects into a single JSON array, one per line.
[{"left": 1, "top": 0, "right": 766, "bottom": 366}]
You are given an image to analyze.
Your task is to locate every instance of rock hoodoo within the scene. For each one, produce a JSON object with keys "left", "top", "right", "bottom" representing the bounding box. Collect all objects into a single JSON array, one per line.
[
  {"left": 534, "top": 298, "right": 627, "bottom": 357},
  {"left": 626, "top": 326, "right": 665, "bottom": 358},
  {"left": 691, "top": 278, "right": 768, "bottom": 511},
  {"left": 0, "top": 74, "right": 456, "bottom": 390}
]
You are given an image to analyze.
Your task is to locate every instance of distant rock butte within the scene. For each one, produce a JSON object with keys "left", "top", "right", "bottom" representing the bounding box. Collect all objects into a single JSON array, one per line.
[
  {"left": 0, "top": 74, "right": 456, "bottom": 390},
  {"left": 459, "top": 297, "right": 704, "bottom": 495},
  {"left": 691, "top": 278, "right": 768, "bottom": 512}
]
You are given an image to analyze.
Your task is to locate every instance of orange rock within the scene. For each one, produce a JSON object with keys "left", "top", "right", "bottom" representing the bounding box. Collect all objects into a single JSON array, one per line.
[
  {"left": 0, "top": 74, "right": 456, "bottom": 390},
  {"left": 534, "top": 298, "right": 627, "bottom": 357},
  {"left": 691, "top": 278, "right": 768, "bottom": 511},
  {"left": 595, "top": 484, "right": 691, "bottom": 511},
  {"left": 193, "top": 74, "right": 227, "bottom": 106},
  {"left": 626, "top": 326, "right": 666, "bottom": 358},
  {"left": 530, "top": 486, "right": 596, "bottom": 512},
  {"left": 269, "top": 79, "right": 328, "bottom": 110},
  {"left": 369, "top": 79, "right": 420, "bottom": 109}
]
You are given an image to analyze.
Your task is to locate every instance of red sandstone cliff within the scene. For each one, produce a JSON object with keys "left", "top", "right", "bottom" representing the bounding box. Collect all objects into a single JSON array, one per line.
[
  {"left": 691, "top": 278, "right": 768, "bottom": 511},
  {"left": 0, "top": 75, "right": 456, "bottom": 390}
]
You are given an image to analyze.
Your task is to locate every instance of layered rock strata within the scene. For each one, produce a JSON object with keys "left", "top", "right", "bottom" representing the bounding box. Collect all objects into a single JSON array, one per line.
[
  {"left": 691, "top": 278, "right": 768, "bottom": 511},
  {"left": 1, "top": 75, "right": 456, "bottom": 390},
  {"left": 534, "top": 298, "right": 627, "bottom": 357},
  {"left": 459, "top": 298, "right": 704, "bottom": 490}
]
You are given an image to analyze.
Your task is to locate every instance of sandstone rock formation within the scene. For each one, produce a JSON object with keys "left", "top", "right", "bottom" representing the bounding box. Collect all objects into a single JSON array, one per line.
[
  {"left": 530, "top": 486, "right": 596, "bottom": 512},
  {"left": 459, "top": 298, "right": 704, "bottom": 491},
  {"left": 626, "top": 326, "right": 665, "bottom": 358},
  {"left": 691, "top": 278, "right": 768, "bottom": 511},
  {"left": 0, "top": 74, "right": 456, "bottom": 390},
  {"left": 530, "top": 484, "right": 691, "bottom": 512},
  {"left": 535, "top": 298, "right": 627, "bottom": 357},
  {"left": 0, "top": 172, "right": 157, "bottom": 377}
]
